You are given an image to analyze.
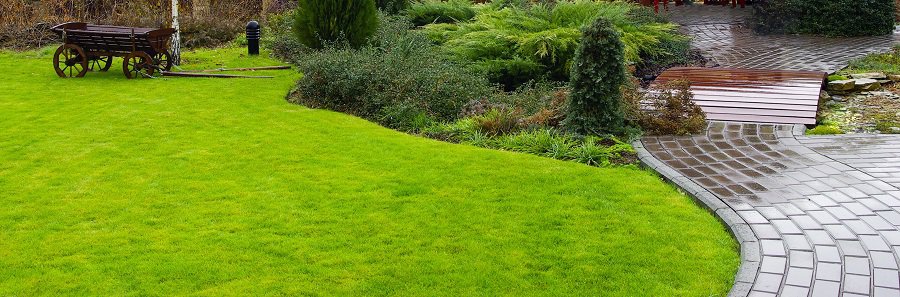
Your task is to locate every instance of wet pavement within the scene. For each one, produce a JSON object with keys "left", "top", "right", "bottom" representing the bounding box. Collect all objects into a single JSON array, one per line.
[
  {"left": 664, "top": 5, "right": 900, "bottom": 73},
  {"left": 635, "top": 122, "right": 900, "bottom": 296}
]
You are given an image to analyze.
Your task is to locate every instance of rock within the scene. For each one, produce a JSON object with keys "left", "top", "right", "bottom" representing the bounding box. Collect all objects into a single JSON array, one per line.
[
  {"left": 888, "top": 74, "right": 900, "bottom": 82},
  {"left": 850, "top": 72, "right": 887, "bottom": 80},
  {"left": 869, "top": 91, "right": 894, "bottom": 97},
  {"left": 832, "top": 95, "right": 846, "bottom": 102},
  {"left": 819, "top": 90, "right": 831, "bottom": 101},
  {"left": 879, "top": 79, "right": 892, "bottom": 84},
  {"left": 828, "top": 79, "right": 855, "bottom": 91},
  {"left": 854, "top": 78, "right": 881, "bottom": 91}
]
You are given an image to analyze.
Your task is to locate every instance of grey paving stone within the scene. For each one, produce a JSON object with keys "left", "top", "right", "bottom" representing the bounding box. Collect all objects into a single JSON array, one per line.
[
  {"left": 815, "top": 262, "right": 843, "bottom": 282},
  {"left": 861, "top": 215, "right": 895, "bottom": 231},
  {"left": 784, "top": 267, "right": 813, "bottom": 287},
  {"left": 783, "top": 235, "right": 812, "bottom": 251},
  {"left": 808, "top": 210, "right": 841, "bottom": 225},
  {"left": 760, "top": 240, "right": 787, "bottom": 257},
  {"left": 838, "top": 240, "right": 868, "bottom": 258},
  {"left": 861, "top": 235, "right": 892, "bottom": 251},
  {"left": 824, "top": 207, "right": 857, "bottom": 220},
  {"left": 871, "top": 251, "right": 899, "bottom": 269},
  {"left": 874, "top": 286, "right": 900, "bottom": 297},
  {"left": 881, "top": 230, "right": 900, "bottom": 246},
  {"left": 845, "top": 219, "right": 879, "bottom": 235},
  {"left": 815, "top": 245, "right": 842, "bottom": 263},
  {"left": 756, "top": 206, "right": 788, "bottom": 220},
  {"left": 844, "top": 256, "right": 872, "bottom": 275},
  {"left": 805, "top": 230, "right": 836, "bottom": 246},
  {"left": 760, "top": 256, "right": 787, "bottom": 274},
  {"left": 874, "top": 268, "right": 900, "bottom": 288},
  {"left": 844, "top": 202, "right": 877, "bottom": 216},
  {"left": 771, "top": 219, "right": 803, "bottom": 235},
  {"left": 811, "top": 280, "right": 841, "bottom": 297},
  {"left": 751, "top": 224, "right": 781, "bottom": 240},
  {"left": 738, "top": 210, "right": 770, "bottom": 224},
  {"left": 843, "top": 274, "right": 871, "bottom": 295},
  {"left": 779, "top": 285, "right": 809, "bottom": 297},
  {"left": 753, "top": 273, "right": 784, "bottom": 293},
  {"left": 823, "top": 224, "right": 857, "bottom": 240},
  {"left": 747, "top": 291, "right": 776, "bottom": 297}
]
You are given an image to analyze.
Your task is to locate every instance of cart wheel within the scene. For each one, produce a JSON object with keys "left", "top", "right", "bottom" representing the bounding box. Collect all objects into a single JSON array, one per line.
[
  {"left": 153, "top": 51, "right": 173, "bottom": 72},
  {"left": 123, "top": 52, "right": 155, "bottom": 79},
  {"left": 53, "top": 44, "right": 88, "bottom": 78},
  {"left": 88, "top": 56, "right": 113, "bottom": 72}
]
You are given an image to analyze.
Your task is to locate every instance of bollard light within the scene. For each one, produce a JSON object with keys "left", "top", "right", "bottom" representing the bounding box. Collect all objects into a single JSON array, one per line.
[{"left": 246, "top": 21, "right": 260, "bottom": 56}]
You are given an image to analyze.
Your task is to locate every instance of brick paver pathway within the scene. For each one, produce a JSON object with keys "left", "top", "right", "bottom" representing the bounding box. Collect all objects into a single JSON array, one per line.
[
  {"left": 664, "top": 5, "right": 900, "bottom": 73},
  {"left": 635, "top": 122, "right": 900, "bottom": 296}
]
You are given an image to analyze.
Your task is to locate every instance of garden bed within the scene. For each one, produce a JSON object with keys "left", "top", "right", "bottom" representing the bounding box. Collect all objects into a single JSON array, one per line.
[{"left": 817, "top": 47, "right": 900, "bottom": 134}]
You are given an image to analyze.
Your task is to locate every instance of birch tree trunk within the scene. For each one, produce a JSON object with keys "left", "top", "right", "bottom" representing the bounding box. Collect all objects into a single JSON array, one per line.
[{"left": 171, "top": 0, "right": 181, "bottom": 65}]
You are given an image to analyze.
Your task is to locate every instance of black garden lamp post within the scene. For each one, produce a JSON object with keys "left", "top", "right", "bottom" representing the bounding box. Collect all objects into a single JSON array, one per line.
[{"left": 246, "top": 21, "right": 260, "bottom": 56}]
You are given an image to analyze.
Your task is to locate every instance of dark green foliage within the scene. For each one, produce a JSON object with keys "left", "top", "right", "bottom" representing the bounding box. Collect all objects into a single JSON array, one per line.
[
  {"left": 407, "top": 0, "right": 477, "bottom": 26},
  {"left": 422, "top": 1, "right": 685, "bottom": 90},
  {"left": 753, "top": 0, "right": 895, "bottom": 36},
  {"left": 564, "top": 17, "right": 627, "bottom": 135},
  {"left": 288, "top": 16, "right": 495, "bottom": 131},
  {"left": 293, "top": 0, "right": 380, "bottom": 48},
  {"left": 376, "top": 0, "right": 409, "bottom": 14}
]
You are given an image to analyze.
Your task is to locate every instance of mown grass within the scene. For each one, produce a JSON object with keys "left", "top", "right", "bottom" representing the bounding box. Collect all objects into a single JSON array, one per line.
[{"left": 0, "top": 47, "right": 738, "bottom": 296}]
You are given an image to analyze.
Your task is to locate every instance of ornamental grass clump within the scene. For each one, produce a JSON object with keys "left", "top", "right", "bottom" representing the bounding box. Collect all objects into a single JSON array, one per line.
[
  {"left": 293, "top": 0, "right": 380, "bottom": 48},
  {"left": 563, "top": 17, "right": 627, "bottom": 136}
]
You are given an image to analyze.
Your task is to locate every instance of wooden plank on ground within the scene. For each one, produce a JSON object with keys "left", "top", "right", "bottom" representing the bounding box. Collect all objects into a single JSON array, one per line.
[{"left": 653, "top": 67, "right": 826, "bottom": 125}]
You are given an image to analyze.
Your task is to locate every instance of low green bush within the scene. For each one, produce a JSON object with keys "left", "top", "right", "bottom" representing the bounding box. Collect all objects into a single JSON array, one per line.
[
  {"left": 806, "top": 125, "right": 844, "bottom": 135},
  {"left": 377, "top": 0, "right": 409, "bottom": 14},
  {"left": 421, "top": 0, "right": 684, "bottom": 89},
  {"left": 564, "top": 16, "right": 627, "bottom": 136},
  {"left": 293, "top": 0, "right": 380, "bottom": 48},
  {"left": 407, "top": 0, "right": 477, "bottom": 26},
  {"left": 752, "top": 0, "right": 895, "bottom": 37},
  {"left": 288, "top": 15, "right": 495, "bottom": 131}
]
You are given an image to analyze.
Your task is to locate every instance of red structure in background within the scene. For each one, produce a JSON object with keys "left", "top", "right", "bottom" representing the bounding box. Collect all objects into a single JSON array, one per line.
[{"left": 641, "top": 0, "right": 746, "bottom": 13}]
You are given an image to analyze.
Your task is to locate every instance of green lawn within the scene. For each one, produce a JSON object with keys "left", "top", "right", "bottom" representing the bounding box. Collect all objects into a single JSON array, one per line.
[{"left": 0, "top": 47, "right": 738, "bottom": 296}]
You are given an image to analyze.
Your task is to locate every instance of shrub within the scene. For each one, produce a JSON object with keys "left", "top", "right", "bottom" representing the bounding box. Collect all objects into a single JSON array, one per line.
[
  {"left": 807, "top": 125, "right": 844, "bottom": 135},
  {"left": 288, "top": 15, "right": 495, "bottom": 131},
  {"left": 473, "top": 108, "right": 523, "bottom": 136},
  {"left": 293, "top": 0, "right": 380, "bottom": 48},
  {"left": 421, "top": 1, "right": 684, "bottom": 89},
  {"left": 377, "top": 0, "right": 409, "bottom": 14},
  {"left": 625, "top": 79, "right": 706, "bottom": 136},
  {"left": 753, "top": 0, "right": 895, "bottom": 37},
  {"left": 563, "top": 17, "right": 627, "bottom": 136},
  {"left": 407, "top": 0, "right": 477, "bottom": 26}
]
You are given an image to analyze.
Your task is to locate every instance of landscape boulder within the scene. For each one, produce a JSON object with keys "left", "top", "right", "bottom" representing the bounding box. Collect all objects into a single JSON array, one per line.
[{"left": 828, "top": 79, "right": 855, "bottom": 91}]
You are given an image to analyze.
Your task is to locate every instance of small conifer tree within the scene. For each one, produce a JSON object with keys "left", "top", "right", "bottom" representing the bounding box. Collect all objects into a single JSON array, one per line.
[{"left": 294, "top": 0, "right": 380, "bottom": 49}]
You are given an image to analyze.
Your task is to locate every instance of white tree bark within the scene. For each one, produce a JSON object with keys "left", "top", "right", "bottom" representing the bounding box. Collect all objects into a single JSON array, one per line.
[{"left": 171, "top": 0, "right": 181, "bottom": 65}]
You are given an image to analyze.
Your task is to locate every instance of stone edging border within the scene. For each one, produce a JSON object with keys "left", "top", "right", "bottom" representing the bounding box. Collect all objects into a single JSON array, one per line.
[{"left": 632, "top": 138, "right": 761, "bottom": 297}]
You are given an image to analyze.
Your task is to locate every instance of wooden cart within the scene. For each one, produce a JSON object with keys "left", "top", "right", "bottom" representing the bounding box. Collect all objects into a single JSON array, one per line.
[{"left": 50, "top": 22, "right": 175, "bottom": 79}]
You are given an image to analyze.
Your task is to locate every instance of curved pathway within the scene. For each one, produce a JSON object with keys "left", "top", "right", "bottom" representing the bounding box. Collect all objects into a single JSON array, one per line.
[
  {"left": 635, "top": 122, "right": 900, "bottom": 296},
  {"left": 664, "top": 5, "right": 900, "bottom": 73}
]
